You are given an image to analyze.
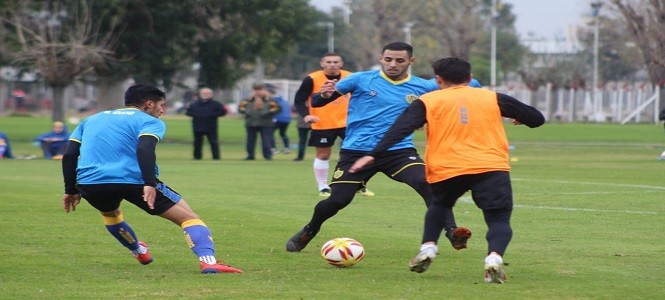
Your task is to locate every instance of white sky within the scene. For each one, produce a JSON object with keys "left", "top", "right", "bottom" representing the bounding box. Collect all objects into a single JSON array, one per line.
[{"left": 309, "top": 0, "right": 591, "bottom": 40}]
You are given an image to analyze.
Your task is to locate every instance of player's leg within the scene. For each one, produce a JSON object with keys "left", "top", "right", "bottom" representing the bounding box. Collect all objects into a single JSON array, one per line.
[
  {"left": 386, "top": 151, "right": 472, "bottom": 246},
  {"left": 308, "top": 129, "right": 336, "bottom": 195},
  {"left": 426, "top": 179, "right": 472, "bottom": 249},
  {"left": 409, "top": 179, "right": 470, "bottom": 273},
  {"left": 78, "top": 184, "right": 150, "bottom": 265},
  {"left": 383, "top": 149, "right": 434, "bottom": 207},
  {"left": 313, "top": 147, "right": 332, "bottom": 194},
  {"left": 286, "top": 151, "right": 373, "bottom": 252},
  {"left": 469, "top": 171, "right": 513, "bottom": 283},
  {"left": 145, "top": 182, "right": 242, "bottom": 273},
  {"left": 100, "top": 209, "right": 153, "bottom": 265}
]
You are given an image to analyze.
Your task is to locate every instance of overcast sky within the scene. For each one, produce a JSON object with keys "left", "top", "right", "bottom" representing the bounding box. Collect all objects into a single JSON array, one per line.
[{"left": 309, "top": 0, "right": 591, "bottom": 40}]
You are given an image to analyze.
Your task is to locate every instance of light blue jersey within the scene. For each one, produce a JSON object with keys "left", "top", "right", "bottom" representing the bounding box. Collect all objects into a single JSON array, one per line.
[
  {"left": 69, "top": 108, "right": 166, "bottom": 184},
  {"left": 335, "top": 70, "right": 438, "bottom": 151}
]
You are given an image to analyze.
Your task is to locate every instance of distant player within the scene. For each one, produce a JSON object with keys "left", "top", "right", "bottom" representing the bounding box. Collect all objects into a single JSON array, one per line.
[
  {"left": 293, "top": 52, "right": 375, "bottom": 197},
  {"left": 286, "top": 42, "right": 471, "bottom": 253},
  {"left": 350, "top": 57, "right": 545, "bottom": 283},
  {"left": 61, "top": 84, "right": 242, "bottom": 274}
]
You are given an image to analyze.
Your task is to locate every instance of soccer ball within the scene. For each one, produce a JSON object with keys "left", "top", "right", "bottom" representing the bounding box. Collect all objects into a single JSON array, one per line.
[{"left": 320, "top": 237, "right": 365, "bottom": 267}]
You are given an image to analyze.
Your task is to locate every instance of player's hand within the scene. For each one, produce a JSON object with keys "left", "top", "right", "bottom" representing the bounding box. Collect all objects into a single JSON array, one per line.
[
  {"left": 349, "top": 156, "right": 375, "bottom": 173},
  {"left": 62, "top": 194, "right": 81, "bottom": 213},
  {"left": 143, "top": 186, "right": 157, "bottom": 210},
  {"left": 304, "top": 115, "right": 320, "bottom": 124},
  {"left": 512, "top": 119, "right": 523, "bottom": 125},
  {"left": 320, "top": 79, "right": 337, "bottom": 98}
]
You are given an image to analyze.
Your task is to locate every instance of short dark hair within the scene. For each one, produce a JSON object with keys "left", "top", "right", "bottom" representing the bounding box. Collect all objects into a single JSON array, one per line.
[
  {"left": 125, "top": 84, "right": 165, "bottom": 106},
  {"left": 382, "top": 42, "right": 413, "bottom": 57},
  {"left": 431, "top": 57, "right": 471, "bottom": 84},
  {"left": 321, "top": 52, "right": 343, "bottom": 60}
]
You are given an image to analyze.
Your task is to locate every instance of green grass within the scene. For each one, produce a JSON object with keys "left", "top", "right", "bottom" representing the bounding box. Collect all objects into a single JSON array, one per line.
[{"left": 1, "top": 115, "right": 664, "bottom": 299}]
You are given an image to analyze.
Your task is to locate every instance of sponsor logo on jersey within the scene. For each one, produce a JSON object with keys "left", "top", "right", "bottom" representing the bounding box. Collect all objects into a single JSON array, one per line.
[{"left": 105, "top": 110, "right": 136, "bottom": 115}]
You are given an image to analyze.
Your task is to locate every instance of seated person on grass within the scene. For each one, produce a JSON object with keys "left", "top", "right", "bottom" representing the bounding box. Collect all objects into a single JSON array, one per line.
[{"left": 35, "top": 121, "right": 69, "bottom": 159}]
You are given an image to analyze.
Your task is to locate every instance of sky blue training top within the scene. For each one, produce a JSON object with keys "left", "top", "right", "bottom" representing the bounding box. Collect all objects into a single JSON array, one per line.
[
  {"left": 69, "top": 108, "right": 166, "bottom": 184},
  {"left": 335, "top": 70, "right": 439, "bottom": 152}
]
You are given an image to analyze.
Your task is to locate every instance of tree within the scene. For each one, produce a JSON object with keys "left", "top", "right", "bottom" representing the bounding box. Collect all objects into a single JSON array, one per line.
[
  {"left": 196, "top": 0, "right": 321, "bottom": 88},
  {"left": 91, "top": 0, "right": 202, "bottom": 110},
  {"left": 1, "top": 0, "right": 116, "bottom": 122},
  {"left": 611, "top": 0, "right": 665, "bottom": 85},
  {"left": 470, "top": 0, "right": 525, "bottom": 85},
  {"left": 330, "top": 0, "right": 523, "bottom": 80},
  {"left": 576, "top": 14, "right": 642, "bottom": 82}
]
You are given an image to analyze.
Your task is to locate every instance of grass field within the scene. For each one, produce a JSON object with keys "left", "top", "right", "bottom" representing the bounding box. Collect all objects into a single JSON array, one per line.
[{"left": 1, "top": 114, "right": 664, "bottom": 299}]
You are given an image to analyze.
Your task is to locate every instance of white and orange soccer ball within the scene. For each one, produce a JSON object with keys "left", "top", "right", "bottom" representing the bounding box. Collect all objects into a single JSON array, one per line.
[{"left": 320, "top": 237, "right": 365, "bottom": 267}]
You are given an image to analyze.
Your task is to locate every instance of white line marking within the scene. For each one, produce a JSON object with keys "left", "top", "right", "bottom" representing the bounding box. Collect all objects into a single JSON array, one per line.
[
  {"left": 512, "top": 178, "right": 665, "bottom": 191},
  {"left": 458, "top": 194, "right": 658, "bottom": 216}
]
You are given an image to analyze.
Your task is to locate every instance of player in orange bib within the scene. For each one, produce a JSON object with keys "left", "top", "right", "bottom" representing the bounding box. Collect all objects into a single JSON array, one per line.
[
  {"left": 350, "top": 57, "right": 545, "bottom": 283},
  {"left": 293, "top": 52, "right": 374, "bottom": 197}
]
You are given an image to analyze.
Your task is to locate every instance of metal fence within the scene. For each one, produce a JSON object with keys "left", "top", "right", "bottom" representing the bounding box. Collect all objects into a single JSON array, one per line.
[
  {"left": 1, "top": 78, "right": 661, "bottom": 124},
  {"left": 497, "top": 83, "right": 661, "bottom": 124}
]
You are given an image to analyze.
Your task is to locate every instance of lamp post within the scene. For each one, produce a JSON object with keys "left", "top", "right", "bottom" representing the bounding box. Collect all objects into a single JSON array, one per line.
[
  {"left": 591, "top": 1, "right": 603, "bottom": 120},
  {"left": 327, "top": 22, "right": 335, "bottom": 52},
  {"left": 403, "top": 22, "right": 415, "bottom": 74},
  {"left": 490, "top": 0, "right": 497, "bottom": 89},
  {"left": 316, "top": 22, "right": 335, "bottom": 52},
  {"left": 343, "top": 0, "right": 352, "bottom": 25}
]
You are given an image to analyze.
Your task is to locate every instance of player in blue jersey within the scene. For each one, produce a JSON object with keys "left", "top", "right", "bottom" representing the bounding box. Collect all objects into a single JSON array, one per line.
[
  {"left": 61, "top": 84, "right": 242, "bottom": 274},
  {"left": 286, "top": 42, "right": 471, "bottom": 252}
]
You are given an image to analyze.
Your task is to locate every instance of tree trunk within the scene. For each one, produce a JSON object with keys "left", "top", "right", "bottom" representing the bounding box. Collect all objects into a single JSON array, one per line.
[
  {"left": 51, "top": 85, "right": 66, "bottom": 122},
  {"left": 97, "top": 79, "right": 126, "bottom": 111}
]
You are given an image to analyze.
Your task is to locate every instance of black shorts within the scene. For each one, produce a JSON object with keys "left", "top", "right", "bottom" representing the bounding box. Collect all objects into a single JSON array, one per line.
[
  {"left": 330, "top": 148, "right": 426, "bottom": 185},
  {"left": 77, "top": 181, "right": 182, "bottom": 215},
  {"left": 429, "top": 171, "right": 513, "bottom": 210},
  {"left": 308, "top": 128, "right": 346, "bottom": 147}
]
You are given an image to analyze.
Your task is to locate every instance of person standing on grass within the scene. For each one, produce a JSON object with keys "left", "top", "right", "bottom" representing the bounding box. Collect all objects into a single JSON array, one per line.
[
  {"left": 286, "top": 42, "right": 471, "bottom": 254},
  {"left": 350, "top": 57, "right": 545, "bottom": 283},
  {"left": 238, "top": 83, "right": 281, "bottom": 161},
  {"left": 293, "top": 52, "right": 375, "bottom": 197},
  {"left": 61, "top": 84, "right": 243, "bottom": 274},
  {"left": 186, "top": 87, "right": 227, "bottom": 160},
  {"left": 268, "top": 84, "right": 292, "bottom": 155}
]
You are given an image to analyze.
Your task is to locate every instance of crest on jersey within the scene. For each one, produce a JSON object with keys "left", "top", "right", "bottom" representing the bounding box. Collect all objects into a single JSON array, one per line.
[
  {"left": 333, "top": 168, "right": 344, "bottom": 179},
  {"left": 406, "top": 94, "right": 418, "bottom": 103}
]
